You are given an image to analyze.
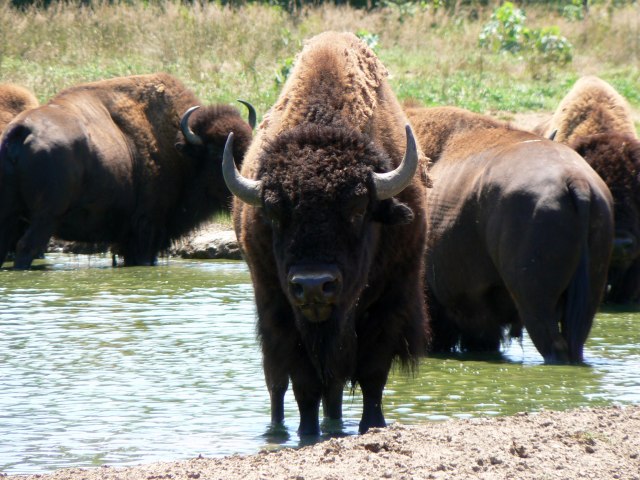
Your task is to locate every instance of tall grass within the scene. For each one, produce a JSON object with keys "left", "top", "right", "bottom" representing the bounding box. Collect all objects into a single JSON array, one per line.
[{"left": 0, "top": 0, "right": 638, "bottom": 119}]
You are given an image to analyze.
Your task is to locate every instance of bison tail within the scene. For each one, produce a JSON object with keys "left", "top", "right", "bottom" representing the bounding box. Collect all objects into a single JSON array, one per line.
[
  {"left": 564, "top": 183, "right": 593, "bottom": 363},
  {"left": 0, "top": 123, "right": 31, "bottom": 170}
]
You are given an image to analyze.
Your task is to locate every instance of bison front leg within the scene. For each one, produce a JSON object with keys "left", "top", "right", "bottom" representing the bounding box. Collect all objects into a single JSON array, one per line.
[
  {"left": 356, "top": 342, "right": 393, "bottom": 433},
  {"left": 359, "top": 375, "right": 387, "bottom": 433},
  {"left": 263, "top": 362, "right": 289, "bottom": 427},
  {"left": 290, "top": 363, "right": 323, "bottom": 436},
  {"left": 322, "top": 381, "right": 343, "bottom": 421}
]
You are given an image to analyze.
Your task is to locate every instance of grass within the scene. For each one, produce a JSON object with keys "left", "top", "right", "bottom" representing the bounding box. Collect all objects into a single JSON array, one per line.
[{"left": 0, "top": 0, "right": 638, "bottom": 126}]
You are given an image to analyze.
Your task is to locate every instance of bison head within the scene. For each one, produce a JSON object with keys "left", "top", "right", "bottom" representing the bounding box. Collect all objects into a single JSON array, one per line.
[
  {"left": 572, "top": 132, "right": 640, "bottom": 271},
  {"left": 225, "top": 124, "right": 417, "bottom": 327},
  {"left": 176, "top": 102, "right": 254, "bottom": 165},
  {"left": 169, "top": 103, "right": 254, "bottom": 238}
]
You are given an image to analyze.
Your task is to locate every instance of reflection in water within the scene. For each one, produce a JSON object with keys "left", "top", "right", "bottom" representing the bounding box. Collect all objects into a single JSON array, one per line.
[{"left": 0, "top": 254, "right": 639, "bottom": 474}]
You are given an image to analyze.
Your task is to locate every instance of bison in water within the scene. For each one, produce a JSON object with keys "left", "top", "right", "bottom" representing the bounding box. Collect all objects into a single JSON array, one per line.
[
  {"left": 0, "top": 73, "right": 253, "bottom": 268},
  {"left": 223, "top": 31, "right": 430, "bottom": 435},
  {"left": 535, "top": 76, "right": 640, "bottom": 304},
  {"left": 407, "top": 106, "right": 613, "bottom": 364},
  {"left": 0, "top": 83, "right": 38, "bottom": 134}
]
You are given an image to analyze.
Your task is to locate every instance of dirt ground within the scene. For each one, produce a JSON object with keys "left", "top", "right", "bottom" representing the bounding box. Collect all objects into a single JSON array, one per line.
[{"left": 3, "top": 405, "right": 638, "bottom": 480}]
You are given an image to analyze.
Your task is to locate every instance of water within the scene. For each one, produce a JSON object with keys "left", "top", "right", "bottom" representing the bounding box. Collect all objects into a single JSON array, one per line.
[{"left": 1, "top": 254, "right": 639, "bottom": 474}]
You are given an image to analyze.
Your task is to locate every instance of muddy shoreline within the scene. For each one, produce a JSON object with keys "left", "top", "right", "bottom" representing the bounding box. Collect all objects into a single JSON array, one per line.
[{"left": 3, "top": 405, "right": 639, "bottom": 480}]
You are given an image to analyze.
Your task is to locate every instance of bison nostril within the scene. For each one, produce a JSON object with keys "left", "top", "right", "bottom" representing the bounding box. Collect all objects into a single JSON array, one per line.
[
  {"left": 322, "top": 279, "right": 339, "bottom": 297},
  {"left": 290, "top": 282, "right": 305, "bottom": 300}
]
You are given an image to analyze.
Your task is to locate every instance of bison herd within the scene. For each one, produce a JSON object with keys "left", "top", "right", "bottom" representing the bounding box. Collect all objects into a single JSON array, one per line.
[{"left": 1, "top": 31, "right": 638, "bottom": 436}]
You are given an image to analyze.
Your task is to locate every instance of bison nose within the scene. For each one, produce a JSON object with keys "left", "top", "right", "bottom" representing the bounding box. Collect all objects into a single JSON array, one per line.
[{"left": 288, "top": 265, "right": 343, "bottom": 306}]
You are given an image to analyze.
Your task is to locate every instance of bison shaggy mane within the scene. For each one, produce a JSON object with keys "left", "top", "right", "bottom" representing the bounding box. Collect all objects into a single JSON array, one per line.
[
  {"left": 572, "top": 132, "right": 640, "bottom": 198},
  {"left": 538, "top": 75, "right": 637, "bottom": 143},
  {"left": 0, "top": 83, "right": 38, "bottom": 134},
  {"left": 260, "top": 123, "right": 391, "bottom": 199}
]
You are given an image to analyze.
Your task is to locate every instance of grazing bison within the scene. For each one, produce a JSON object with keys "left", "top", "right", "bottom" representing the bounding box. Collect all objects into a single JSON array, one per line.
[
  {"left": 0, "top": 83, "right": 38, "bottom": 134},
  {"left": 406, "top": 106, "right": 613, "bottom": 363},
  {"left": 535, "top": 76, "right": 640, "bottom": 304},
  {"left": 0, "top": 73, "right": 253, "bottom": 268},
  {"left": 224, "top": 31, "right": 430, "bottom": 435}
]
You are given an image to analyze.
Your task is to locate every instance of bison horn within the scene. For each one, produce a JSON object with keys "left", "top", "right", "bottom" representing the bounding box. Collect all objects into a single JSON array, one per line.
[
  {"left": 372, "top": 124, "right": 419, "bottom": 200},
  {"left": 180, "top": 106, "right": 204, "bottom": 146},
  {"left": 548, "top": 129, "right": 558, "bottom": 141},
  {"left": 222, "top": 132, "right": 262, "bottom": 206},
  {"left": 237, "top": 99, "right": 257, "bottom": 130}
]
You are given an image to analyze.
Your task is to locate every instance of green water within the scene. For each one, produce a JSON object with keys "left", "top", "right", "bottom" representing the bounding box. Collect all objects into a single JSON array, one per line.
[{"left": 0, "top": 254, "right": 638, "bottom": 474}]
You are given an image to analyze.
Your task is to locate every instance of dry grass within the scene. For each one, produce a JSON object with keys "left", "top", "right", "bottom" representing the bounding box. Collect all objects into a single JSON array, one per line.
[{"left": 0, "top": 0, "right": 638, "bottom": 118}]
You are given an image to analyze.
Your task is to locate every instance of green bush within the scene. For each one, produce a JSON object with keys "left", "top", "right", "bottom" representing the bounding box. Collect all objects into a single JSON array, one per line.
[
  {"left": 478, "top": 2, "right": 528, "bottom": 53},
  {"left": 479, "top": 2, "right": 573, "bottom": 78}
]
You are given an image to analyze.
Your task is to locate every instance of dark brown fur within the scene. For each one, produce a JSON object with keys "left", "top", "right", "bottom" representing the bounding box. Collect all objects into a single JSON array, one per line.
[
  {"left": 536, "top": 76, "right": 640, "bottom": 304},
  {"left": 571, "top": 133, "right": 640, "bottom": 303},
  {"left": 411, "top": 106, "right": 613, "bottom": 363},
  {"left": 0, "top": 73, "right": 252, "bottom": 268},
  {"left": 232, "top": 32, "right": 429, "bottom": 435}
]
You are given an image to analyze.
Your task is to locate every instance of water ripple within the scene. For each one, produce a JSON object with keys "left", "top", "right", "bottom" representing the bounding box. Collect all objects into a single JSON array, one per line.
[{"left": 0, "top": 254, "right": 639, "bottom": 474}]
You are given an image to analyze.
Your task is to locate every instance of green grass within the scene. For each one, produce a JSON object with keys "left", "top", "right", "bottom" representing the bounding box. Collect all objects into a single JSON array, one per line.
[{"left": 0, "top": 0, "right": 638, "bottom": 122}]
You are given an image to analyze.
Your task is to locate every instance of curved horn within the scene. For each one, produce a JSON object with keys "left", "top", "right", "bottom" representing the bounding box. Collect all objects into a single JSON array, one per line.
[
  {"left": 180, "top": 106, "right": 204, "bottom": 146},
  {"left": 222, "top": 132, "right": 262, "bottom": 206},
  {"left": 237, "top": 99, "right": 257, "bottom": 130},
  {"left": 548, "top": 129, "right": 558, "bottom": 141},
  {"left": 373, "top": 124, "right": 419, "bottom": 200}
]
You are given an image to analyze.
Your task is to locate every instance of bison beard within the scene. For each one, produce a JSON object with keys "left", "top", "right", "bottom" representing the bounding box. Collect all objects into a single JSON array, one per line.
[{"left": 296, "top": 311, "right": 358, "bottom": 387}]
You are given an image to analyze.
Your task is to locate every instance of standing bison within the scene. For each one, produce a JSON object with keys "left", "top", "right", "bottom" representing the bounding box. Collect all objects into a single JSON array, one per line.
[
  {"left": 0, "top": 83, "right": 38, "bottom": 134},
  {"left": 224, "top": 31, "right": 430, "bottom": 435},
  {"left": 535, "top": 76, "right": 640, "bottom": 304},
  {"left": 407, "top": 106, "right": 613, "bottom": 364},
  {"left": 0, "top": 73, "right": 253, "bottom": 268}
]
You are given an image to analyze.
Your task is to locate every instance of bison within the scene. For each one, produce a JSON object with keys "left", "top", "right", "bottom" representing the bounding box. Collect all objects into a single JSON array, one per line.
[
  {"left": 0, "top": 83, "right": 38, "bottom": 134},
  {"left": 0, "top": 72, "right": 253, "bottom": 268},
  {"left": 406, "top": 106, "right": 613, "bottom": 364},
  {"left": 223, "top": 31, "right": 430, "bottom": 435},
  {"left": 535, "top": 76, "right": 640, "bottom": 304}
]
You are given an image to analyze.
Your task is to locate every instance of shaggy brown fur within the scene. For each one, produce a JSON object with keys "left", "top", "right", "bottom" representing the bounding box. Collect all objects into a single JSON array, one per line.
[
  {"left": 410, "top": 106, "right": 613, "bottom": 363},
  {"left": 405, "top": 105, "right": 511, "bottom": 162},
  {"left": 232, "top": 31, "right": 429, "bottom": 436},
  {"left": 0, "top": 73, "right": 252, "bottom": 268},
  {"left": 572, "top": 132, "right": 640, "bottom": 303},
  {"left": 535, "top": 76, "right": 637, "bottom": 143},
  {"left": 0, "top": 83, "right": 38, "bottom": 134},
  {"left": 536, "top": 76, "right": 640, "bottom": 304}
]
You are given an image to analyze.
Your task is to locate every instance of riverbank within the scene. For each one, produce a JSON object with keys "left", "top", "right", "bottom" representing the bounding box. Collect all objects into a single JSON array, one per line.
[
  {"left": 3, "top": 405, "right": 638, "bottom": 480},
  {"left": 48, "top": 221, "right": 241, "bottom": 261}
]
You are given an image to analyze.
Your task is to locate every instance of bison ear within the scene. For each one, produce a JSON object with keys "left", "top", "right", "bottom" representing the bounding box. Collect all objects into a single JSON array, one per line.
[{"left": 372, "top": 198, "right": 414, "bottom": 225}]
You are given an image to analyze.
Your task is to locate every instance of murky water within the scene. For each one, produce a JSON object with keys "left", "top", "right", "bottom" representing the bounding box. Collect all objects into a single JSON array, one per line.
[{"left": 1, "top": 254, "right": 639, "bottom": 474}]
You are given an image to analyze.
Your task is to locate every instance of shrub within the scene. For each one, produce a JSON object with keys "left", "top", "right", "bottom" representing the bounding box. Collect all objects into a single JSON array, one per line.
[
  {"left": 479, "top": 2, "right": 573, "bottom": 79},
  {"left": 478, "top": 1, "right": 528, "bottom": 53}
]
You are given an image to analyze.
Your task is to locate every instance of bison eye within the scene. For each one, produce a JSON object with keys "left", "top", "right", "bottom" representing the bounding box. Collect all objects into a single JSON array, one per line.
[
  {"left": 349, "top": 201, "right": 368, "bottom": 231},
  {"left": 350, "top": 209, "right": 364, "bottom": 225},
  {"left": 263, "top": 201, "right": 284, "bottom": 231}
]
